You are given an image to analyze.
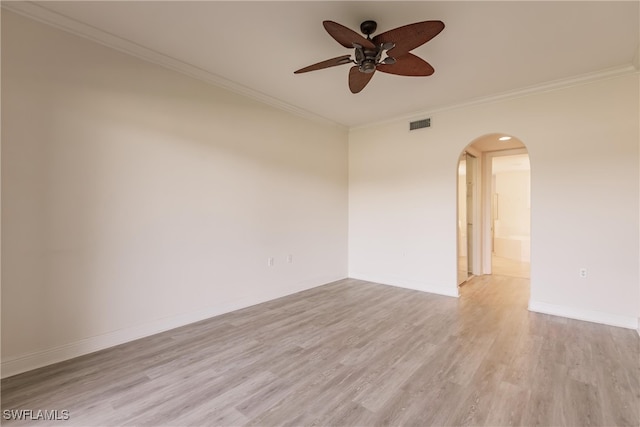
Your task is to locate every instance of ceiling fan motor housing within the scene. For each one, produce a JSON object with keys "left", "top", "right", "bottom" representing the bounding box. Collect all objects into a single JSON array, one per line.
[
  {"left": 356, "top": 46, "right": 384, "bottom": 73},
  {"left": 360, "top": 60, "right": 376, "bottom": 73}
]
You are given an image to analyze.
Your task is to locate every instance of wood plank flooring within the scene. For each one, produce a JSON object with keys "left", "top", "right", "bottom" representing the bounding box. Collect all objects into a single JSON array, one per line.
[
  {"left": 491, "top": 255, "right": 530, "bottom": 279},
  {"left": 2, "top": 276, "right": 639, "bottom": 426}
]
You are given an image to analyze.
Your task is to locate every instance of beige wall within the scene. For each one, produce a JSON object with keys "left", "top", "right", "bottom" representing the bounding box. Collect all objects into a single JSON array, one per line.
[
  {"left": 493, "top": 168, "right": 531, "bottom": 263},
  {"left": 2, "top": 9, "right": 639, "bottom": 377},
  {"left": 493, "top": 169, "right": 530, "bottom": 238},
  {"left": 1, "top": 11, "right": 349, "bottom": 376},
  {"left": 349, "top": 73, "right": 640, "bottom": 327}
]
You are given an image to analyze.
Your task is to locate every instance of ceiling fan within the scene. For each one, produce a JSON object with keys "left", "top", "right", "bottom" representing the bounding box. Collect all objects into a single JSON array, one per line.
[{"left": 294, "top": 19, "right": 445, "bottom": 93}]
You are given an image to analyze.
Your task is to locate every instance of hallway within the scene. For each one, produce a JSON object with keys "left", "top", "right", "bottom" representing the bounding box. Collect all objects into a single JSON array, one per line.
[{"left": 491, "top": 254, "right": 530, "bottom": 279}]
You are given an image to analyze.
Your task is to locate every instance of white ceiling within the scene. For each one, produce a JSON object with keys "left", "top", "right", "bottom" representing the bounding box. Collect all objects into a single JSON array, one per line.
[{"left": 5, "top": 1, "right": 640, "bottom": 128}]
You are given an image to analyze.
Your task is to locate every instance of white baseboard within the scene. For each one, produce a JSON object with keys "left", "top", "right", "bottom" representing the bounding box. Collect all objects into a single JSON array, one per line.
[
  {"left": 348, "top": 274, "right": 459, "bottom": 298},
  {"left": 1, "top": 275, "right": 345, "bottom": 379},
  {"left": 528, "top": 300, "right": 639, "bottom": 330}
]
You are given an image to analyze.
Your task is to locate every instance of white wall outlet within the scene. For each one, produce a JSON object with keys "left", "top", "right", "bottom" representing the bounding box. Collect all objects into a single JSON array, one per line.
[
  {"left": 287, "top": 254, "right": 293, "bottom": 264},
  {"left": 268, "top": 257, "right": 274, "bottom": 267},
  {"left": 579, "top": 268, "right": 588, "bottom": 278}
]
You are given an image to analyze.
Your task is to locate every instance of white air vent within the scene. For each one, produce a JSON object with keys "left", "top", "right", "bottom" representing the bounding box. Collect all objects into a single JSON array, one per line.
[{"left": 409, "top": 118, "right": 431, "bottom": 130}]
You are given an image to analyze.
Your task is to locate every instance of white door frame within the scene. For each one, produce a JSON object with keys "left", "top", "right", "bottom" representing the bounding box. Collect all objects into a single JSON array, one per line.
[{"left": 457, "top": 147, "right": 483, "bottom": 287}]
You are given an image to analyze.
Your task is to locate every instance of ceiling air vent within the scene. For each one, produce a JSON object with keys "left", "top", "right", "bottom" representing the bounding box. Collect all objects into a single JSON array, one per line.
[{"left": 409, "top": 118, "right": 431, "bottom": 131}]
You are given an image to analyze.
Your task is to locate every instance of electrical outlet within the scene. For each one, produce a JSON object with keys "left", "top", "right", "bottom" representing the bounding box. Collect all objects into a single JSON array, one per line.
[
  {"left": 579, "top": 268, "right": 587, "bottom": 278},
  {"left": 268, "top": 257, "right": 274, "bottom": 267}
]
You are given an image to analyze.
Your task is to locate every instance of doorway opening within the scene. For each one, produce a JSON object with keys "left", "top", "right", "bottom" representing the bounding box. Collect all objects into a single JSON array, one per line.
[
  {"left": 456, "top": 133, "right": 531, "bottom": 288},
  {"left": 490, "top": 153, "right": 530, "bottom": 278}
]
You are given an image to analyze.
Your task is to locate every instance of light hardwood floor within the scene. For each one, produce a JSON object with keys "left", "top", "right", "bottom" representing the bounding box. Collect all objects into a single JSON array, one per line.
[
  {"left": 2, "top": 276, "right": 639, "bottom": 426},
  {"left": 491, "top": 255, "right": 530, "bottom": 279}
]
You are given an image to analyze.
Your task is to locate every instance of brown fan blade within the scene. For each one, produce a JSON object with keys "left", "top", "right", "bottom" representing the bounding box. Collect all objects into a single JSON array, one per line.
[
  {"left": 294, "top": 55, "right": 352, "bottom": 74},
  {"left": 373, "top": 21, "right": 444, "bottom": 57},
  {"left": 376, "top": 53, "right": 434, "bottom": 76},
  {"left": 348, "top": 66, "right": 375, "bottom": 93},
  {"left": 323, "top": 21, "right": 376, "bottom": 49}
]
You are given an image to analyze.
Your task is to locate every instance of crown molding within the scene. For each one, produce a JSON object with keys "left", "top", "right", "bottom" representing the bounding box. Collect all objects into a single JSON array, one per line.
[
  {"left": 1, "top": 1, "right": 346, "bottom": 130},
  {"left": 350, "top": 63, "right": 637, "bottom": 132},
  {"left": 3, "top": 2, "right": 636, "bottom": 132}
]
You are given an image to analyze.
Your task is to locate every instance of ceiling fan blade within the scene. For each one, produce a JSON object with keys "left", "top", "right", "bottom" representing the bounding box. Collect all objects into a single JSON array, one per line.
[
  {"left": 348, "top": 66, "right": 375, "bottom": 93},
  {"left": 294, "top": 55, "right": 352, "bottom": 74},
  {"left": 323, "top": 20, "right": 376, "bottom": 49},
  {"left": 373, "top": 20, "right": 444, "bottom": 57},
  {"left": 376, "top": 53, "right": 434, "bottom": 76}
]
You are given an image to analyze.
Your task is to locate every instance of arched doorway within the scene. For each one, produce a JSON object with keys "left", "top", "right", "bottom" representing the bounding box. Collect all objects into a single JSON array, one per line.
[{"left": 457, "top": 133, "right": 531, "bottom": 287}]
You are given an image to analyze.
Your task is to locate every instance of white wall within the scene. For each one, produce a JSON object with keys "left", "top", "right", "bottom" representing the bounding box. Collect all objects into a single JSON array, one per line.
[
  {"left": 2, "top": 10, "right": 639, "bottom": 379},
  {"left": 349, "top": 73, "right": 640, "bottom": 328},
  {"left": 494, "top": 170, "right": 530, "bottom": 239},
  {"left": 349, "top": 118, "right": 460, "bottom": 297},
  {"left": 457, "top": 157, "right": 467, "bottom": 284},
  {"left": 457, "top": 158, "right": 466, "bottom": 257},
  {"left": 1, "top": 11, "right": 348, "bottom": 377},
  {"left": 493, "top": 167, "right": 530, "bottom": 262}
]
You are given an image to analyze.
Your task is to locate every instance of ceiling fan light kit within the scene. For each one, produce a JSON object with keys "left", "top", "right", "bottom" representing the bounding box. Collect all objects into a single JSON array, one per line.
[{"left": 295, "top": 19, "right": 445, "bottom": 93}]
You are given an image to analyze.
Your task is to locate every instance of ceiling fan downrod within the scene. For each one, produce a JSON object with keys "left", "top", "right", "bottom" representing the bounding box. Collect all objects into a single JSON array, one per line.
[{"left": 360, "top": 20, "right": 377, "bottom": 39}]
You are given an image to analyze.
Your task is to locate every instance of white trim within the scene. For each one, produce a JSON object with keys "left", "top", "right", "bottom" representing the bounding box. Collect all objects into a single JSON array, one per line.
[
  {"left": 529, "top": 300, "right": 639, "bottom": 330},
  {"left": 348, "top": 274, "right": 459, "bottom": 298},
  {"left": 352, "top": 65, "right": 637, "bottom": 131},
  {"left": 1, "top": 302, "right": 251, "bottom": 379},
  {"left": 0, "top": 1, "right": 344, "bottom": 130},
  {"left": 4, "top": 2, "right": 637, "bottom": 132},
  {"left": 456, "top": 150, "right": 483, "bottom": 284},
  {"left": 469, "top": 151, "right": 482, "bottom": 276},
  {"left": 1, "top": 276, "right": 345, "bottom": 379}
]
